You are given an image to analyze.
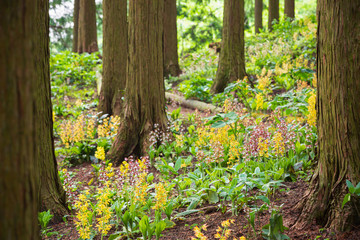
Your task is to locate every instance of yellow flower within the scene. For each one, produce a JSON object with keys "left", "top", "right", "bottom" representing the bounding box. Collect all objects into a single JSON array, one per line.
[
  {"left": 134, "top": 182, "right": 148, "bottom": 206},
  {"left": 152, "top": 182, "right": 168, "bottom": 211},
  {"left": 312, "top": 73, "right": 317, "bottom": 88},
  {"left": 272, "top": 132, "right": 285, "bottom": 156},
  {"left": 86, "top": 118, "right": 95, "bottom": 139},
  {"left": 98, "top": 116, "right": 121, "bottom": 140},
  {"left": 257, "top": 75, "right": 271, "bottom": 91},
  {"left": 95, "top": 146, "right": 106, "bottom": 161},
  {"left": 96, "top": 187, "right": 113, "bottom": 236},
  {"left": 255, "top": 94, "right": 264, "bottom": 110},
  {"left": 239, "top": 237, "right": 246, "bottom": 240},
  {"left": 258, "top": 137, "right": 269, "bottom": 158},
  {"left": 221, "top": 219, "right": 231, "bottom": 228},
  {"left": 74, "top": 192, "right": 92, "bottom": 239},
  {"left": 73, "top": 115, "right": 85, "bottom": 143},
  {"left": 296, "top": 80, "right": 308, "bottom": 92},
  {"left": 306, "top": 91, "right": 316, "bottom": 126},
  {"left": 193, "top": 225, "right": 208, "bottom": 240}
]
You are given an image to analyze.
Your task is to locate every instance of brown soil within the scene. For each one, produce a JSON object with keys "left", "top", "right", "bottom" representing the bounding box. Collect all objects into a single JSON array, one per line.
[
  {"left": 49, "top": 106, "right": 360, "bottom": 240},
  {"left": 49, "top": 166, "right": 360, "bottom": 240}
]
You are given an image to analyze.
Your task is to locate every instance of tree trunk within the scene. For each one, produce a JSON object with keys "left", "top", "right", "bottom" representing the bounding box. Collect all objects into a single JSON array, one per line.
[
  {"left": 163, "top": 0, "right": 181, "bottom": 77},
  {"left": 293, "top": 0, "right": 360, "bottom": 232},
  {"left": 36, "top": 0, "right": 69, "bottom": 221},
  {"left": 78, "top": 0, "right": 98, "bottom": 53},
  {"left": 211, "top": 0, "right": 245, "bottom": 94},
  {"left": 72, "top": 0, "right": 80, "bottom": 52},
  {"left": 255, "top": 0, "right": 263, "bottom": 34},
  {"left": 268, "top": 0, "right": 279, "bottom": 31},
  {"left": 0, "top": 1, "right": 40, "bottom": 239},
  {"left": 284, "top": 0, "right": 295, "bottom": 20},
  {"left": 107, "top": 0, "right": 167, "bottom": 164},
  {"left": 99, "top": 0, "right": 127, "bottom": 116}
]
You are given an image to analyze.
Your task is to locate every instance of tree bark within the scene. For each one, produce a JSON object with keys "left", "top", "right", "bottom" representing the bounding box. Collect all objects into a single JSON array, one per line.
[
  {"left": 255, "top": 0, "right": 263, "bottom": 34},
  {"left": 211, "top": 0, "right": 246, "bottom": 94},
  {"left": 108, "top": 0, "right": 167, "bottom": 164},
  {"left": 268, "top": 0, "right": 279, "bottom": 31},
  {"left": 72, "top": 0, "right": 80, "bottom": 52},
  {"left": 163, "top": 0, "right": 181, "bottom": 77},
  {"left": 293, "top": 0, "right": 360, "bottom": 232},
  {"left": 36, "top": 0, "right": 69, "bottom": 221},
  {"left": 99, "top": 0, "right": 127, "bottom": 116},
  {"left": 0, "top": 1, "right": 40, "bottom": 239},
  {"left": 78, "top": 0, "right": 98, "bottom": 53},
  {"left": 284, "top": 0, "right": 295, "bottom": 20}
]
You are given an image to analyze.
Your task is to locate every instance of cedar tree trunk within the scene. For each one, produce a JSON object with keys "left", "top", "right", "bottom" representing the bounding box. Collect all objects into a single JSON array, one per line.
[
  {"left": 99, "top": 0, "right": 127, "bottom": 116},
  {"left": 255, "top": 0, "right": 263, "bottom": 34},
  {"left": 284, "top": 0, "right": 295, "bottom": 20},
  {"left": 293, "top": 0, "right": 360, "bottom": 231},
  {"left": 0, "top": 1, "right": 40, "bottom": 239},
  {"left": 107, "top": 0, "right": 167, "bottom": 163},
  {"left": 78, "top": 0, "right": 98, "bottom": 53},
  {"left": 36, "top": 0, "right": 69, "bottom": 221},
  {"left": 211, "top": 0, "right": 246, "bottom": 94},
  {"left": 268, "top": 0, "right": 279, "bottom": 31},
  {"left": 72, "top": 0, "right": 80, "bottom": 52},
  {"left": 163, "top": 0, "right": 181, "bottom": 77}
]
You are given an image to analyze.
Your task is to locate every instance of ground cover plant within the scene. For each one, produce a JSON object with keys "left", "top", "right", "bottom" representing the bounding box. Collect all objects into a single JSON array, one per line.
[
  {"left": 40, "top": 13, "right": 360, "bottom": 240},
  {"left": 4, "top": 0, "right": 360, "bottom": 239},
  {"left": 9, "top": 1, "right": 353, "bottom": 239}
]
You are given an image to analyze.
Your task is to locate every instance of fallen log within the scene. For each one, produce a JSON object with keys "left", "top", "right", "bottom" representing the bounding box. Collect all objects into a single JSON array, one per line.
[{"left": 165, "top": 92, "right": 221, "bottom": 113}]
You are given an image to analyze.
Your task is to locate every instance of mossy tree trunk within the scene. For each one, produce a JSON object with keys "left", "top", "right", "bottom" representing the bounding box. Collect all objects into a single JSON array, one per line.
[
  {"left": 163, "top": 0, "right": 181, "bottom": 77},
  {"left": 108, "top": 0, "right": 167, "bottom": 164},
  {"left": 0, "top": 1, "right": 40, "bottom": 239},
  {"left": 72, "top": 0, "right": 80, "bottom": 52},
  {"left": 211, "top": 0, "right": 245, "bottom": 94},
  {"left": 78, "top": 0, "right": 98, "bottom": 53},
  {"left": 255, "top": 0, "right": 263, "bottom": 34},
  {"left": 99, "top": 0, "right": 127, "bottom": 116},
  {"left": 293, "top": 0, "right": 360, "bottom": 232},
  {"left": 268, "top": 0, "right": 279, "bottom": 31},
  {"left": 284, "top": 0, "right": 295, "bottom": 20},
  {"left": 36, "top": 0, "right": 69, "bottom": 221}
]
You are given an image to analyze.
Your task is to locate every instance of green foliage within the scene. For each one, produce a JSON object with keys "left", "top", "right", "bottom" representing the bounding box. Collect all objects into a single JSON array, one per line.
[
  {"left": 262, "top": 210, "right": 290, "bottom": 240},
  {"left": 52, "top": 4, "right": 320, "bottom": 239},
  {"left": 175, "top": 48, "right": 217, "bottom": 102},
  {"left": 38, "top": 210, "right": 53, "bottom": 230},
  {"left": 177, "top": 0, "right": 223, "bottom": 54},
  {"left": 38, "top": 210, "right": 59, "bottom": 238},
  {"left": 342, "top": 180, "right": 360, "bottom": 208},
  {"left": 50, "top": 51, "right": 101, "bottom": 86}
]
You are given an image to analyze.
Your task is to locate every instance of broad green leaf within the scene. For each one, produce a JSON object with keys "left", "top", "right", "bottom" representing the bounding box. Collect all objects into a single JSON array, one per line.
[{"left": 342, "top": 193, "right": 351, "bottom": 208}]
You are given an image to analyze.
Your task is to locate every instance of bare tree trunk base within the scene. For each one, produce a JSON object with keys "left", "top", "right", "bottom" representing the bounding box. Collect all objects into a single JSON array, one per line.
[{"left": 292, "top": 170, "right": 360, "bottom": 232}]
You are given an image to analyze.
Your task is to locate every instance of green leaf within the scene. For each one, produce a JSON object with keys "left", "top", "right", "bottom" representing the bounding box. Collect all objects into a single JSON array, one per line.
[
  {"left": 187, "top": 199, "right": 200, "bottom": 210},
  {"left": 257, "top": 195, "right": 270, "bottom": 205},
  {"left": 208, "top": 190, "right": 219, "bottom": 204},
  {"left": 346, "top": 180, "right": 355, "bottom": 193},
  {"left": 155, "top": 221, "right": 167, "bottom": 240},
  {"left": 342, "top": 193, "right": 351, "bottom": 208},
  {"left": 174, "top": 157, "right": 182, "bottom": 172},
  {"left": 211, "top": 121, "right": 226, "bottom": 128},
  {"left": 108, "top": 233, "right": 123, "bottom": 240},
  {"left": 174, "top": 209, "right": 199, "bottom": 218},
  {"left": 139, "top": 215, "right": 149, "bottom": 239}
]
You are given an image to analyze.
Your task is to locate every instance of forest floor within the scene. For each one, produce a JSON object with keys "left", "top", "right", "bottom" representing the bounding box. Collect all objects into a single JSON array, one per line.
[{"left": 48, "top": 105, "right": 360, "bottom": 240}]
